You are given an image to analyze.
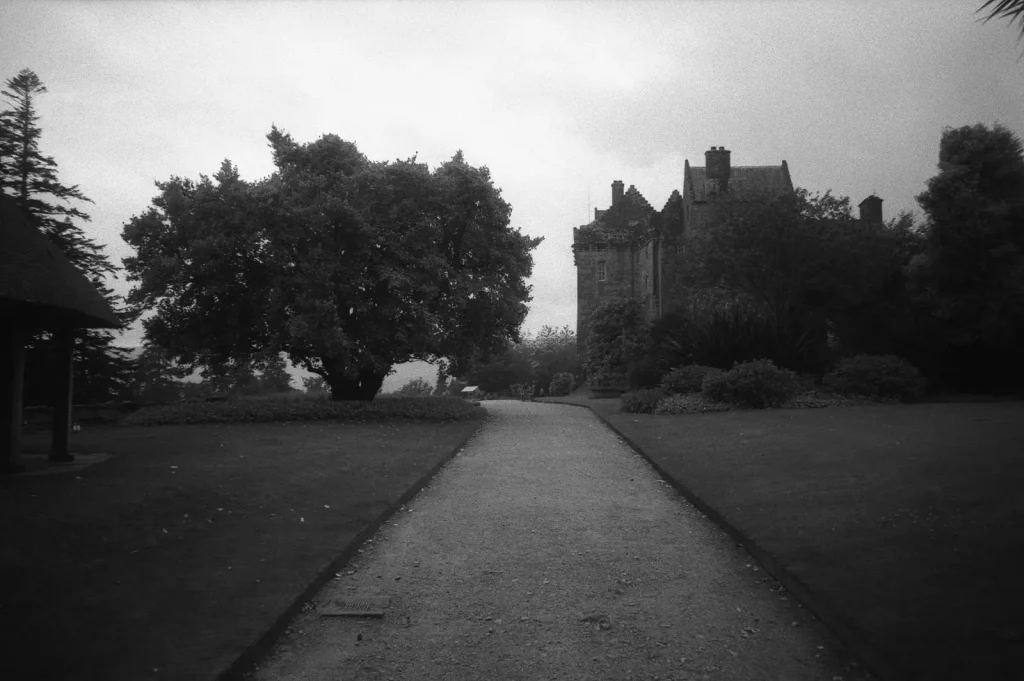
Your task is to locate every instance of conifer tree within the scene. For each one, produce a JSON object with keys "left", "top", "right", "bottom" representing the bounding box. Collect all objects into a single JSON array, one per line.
[{"left": 0, "top": 68, "right": 137, "bottom": 403}]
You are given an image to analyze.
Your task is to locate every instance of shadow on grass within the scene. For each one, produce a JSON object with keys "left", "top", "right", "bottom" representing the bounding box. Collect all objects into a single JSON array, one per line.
[
  {"left": 542, "top": 394, "right": 1024, "bottom": 681},
  {"left": 1, "top": 417, "right": 483, "bottom": 681}
]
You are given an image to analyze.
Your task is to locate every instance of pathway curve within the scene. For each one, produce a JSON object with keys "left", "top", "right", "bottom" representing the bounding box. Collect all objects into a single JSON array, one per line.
[{"left": 250, "top": 401, "right": 871, "bottom": 681}]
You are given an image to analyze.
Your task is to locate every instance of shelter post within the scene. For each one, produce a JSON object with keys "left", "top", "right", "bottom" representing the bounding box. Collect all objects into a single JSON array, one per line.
[
  {"left": 1, "top": 323, "right": 27, "bottom": 473},
  {"left": 49, "top": 328, "right": 75, "bottom": 463}
]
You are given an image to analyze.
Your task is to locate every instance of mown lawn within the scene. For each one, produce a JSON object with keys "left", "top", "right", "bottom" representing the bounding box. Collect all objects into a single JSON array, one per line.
[
  {"left": 0, "top": 417, "right": 483, "bottom": 681},
  {"left": 546, "top": 394, "right": 1024, "bottom": 681}
]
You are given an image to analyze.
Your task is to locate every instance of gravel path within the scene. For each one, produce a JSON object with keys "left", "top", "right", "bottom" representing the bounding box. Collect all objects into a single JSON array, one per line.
[{"left": 250, "top": 401, "right": 871, "bottom": 681}]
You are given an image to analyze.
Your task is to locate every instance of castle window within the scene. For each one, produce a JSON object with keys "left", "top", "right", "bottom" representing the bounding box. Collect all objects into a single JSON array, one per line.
[{"left": 597, "top": 261, "right": 606, "bottom": 282}]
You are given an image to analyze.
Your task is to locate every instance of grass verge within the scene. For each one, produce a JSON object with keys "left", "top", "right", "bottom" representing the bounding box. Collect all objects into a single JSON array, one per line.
[
  {"left": 1, "top": 416, "right": 483, "bottom": 681},
  {"left": 542, "top": 393, "right": 1024, "bottom": 681}
]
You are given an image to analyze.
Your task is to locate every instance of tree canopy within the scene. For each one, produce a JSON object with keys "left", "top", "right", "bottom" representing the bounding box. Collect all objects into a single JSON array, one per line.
[
  {"left": 662, "top": 187, "right": 933, "bottom": 374},
  {"left": 584, "top": 298, "right": 650, "bottom": 386},
  {"left": 122, "top": 127, "right": 542, "bottom": 400}
]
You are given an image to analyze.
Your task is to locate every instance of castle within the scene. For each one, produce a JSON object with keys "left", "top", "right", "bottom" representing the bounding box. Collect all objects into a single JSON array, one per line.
[{"left": 572, "top": 146, "right": 884, "bottom": 351}]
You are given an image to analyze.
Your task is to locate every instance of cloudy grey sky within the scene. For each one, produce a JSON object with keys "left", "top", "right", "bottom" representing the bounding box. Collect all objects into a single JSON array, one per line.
[{"left": 3, "top": 0, "right": 1023, "bottom": 350}]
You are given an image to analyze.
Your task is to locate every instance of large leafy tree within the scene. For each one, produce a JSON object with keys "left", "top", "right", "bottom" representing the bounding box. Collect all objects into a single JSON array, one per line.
[
  {"left": 673, "top": 188, "right": 932, "bottom": 373},
  {"left": 676, "top": 188, "right": 856, "bottom": 370},
  {"left": 824, "top": 211, "right": 927, "bottom": 361},
  {"left": 584, "top": 297, "right": 650, "bottom": 385},
  {"left": 680, "top": 188, "right": 850, "bottom": 331},
  {"left": 0, "top": 68, "right": 135, "bottom": 403},
  {"left": 122, "top": 127, "right": 541, "bottom": 400},
  {"left": 910, "top": 123, "right": 1024, "bottom": 391}
]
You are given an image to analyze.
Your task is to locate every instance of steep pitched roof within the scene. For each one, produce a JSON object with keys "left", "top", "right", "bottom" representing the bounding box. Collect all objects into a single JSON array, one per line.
[
  {"left": 662, "top": 189, "right": 683, "bottom": 212},
  {"left": 684, "top": 159, "right": 793, "bottom": 202},
  {"left": 621, "top": 184, "right": 654, "bottom": 212},
  {"left": 0, "top": 193, "right": 120, "bottom": 329},
  {"left": 574, "top": 183, "right": 657, "bottom": 245}
]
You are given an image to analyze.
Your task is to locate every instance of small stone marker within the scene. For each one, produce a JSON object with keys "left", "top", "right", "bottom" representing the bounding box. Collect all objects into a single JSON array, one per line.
[{"left": 319, "top": 595, "right": 391, "bottom": 618}]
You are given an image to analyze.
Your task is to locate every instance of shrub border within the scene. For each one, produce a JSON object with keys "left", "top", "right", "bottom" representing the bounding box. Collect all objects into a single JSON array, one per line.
[
  {"left": 553, "top": 400, "right": 902, "bottom": 681},
  {"left": 213, "top": 416, "right": 488, "bottom": 681}
]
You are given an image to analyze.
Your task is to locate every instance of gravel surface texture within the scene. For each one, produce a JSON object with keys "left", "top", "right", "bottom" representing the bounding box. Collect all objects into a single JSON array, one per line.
[{"left": 249, "top": 401, "right": 873, "bottom": 681}]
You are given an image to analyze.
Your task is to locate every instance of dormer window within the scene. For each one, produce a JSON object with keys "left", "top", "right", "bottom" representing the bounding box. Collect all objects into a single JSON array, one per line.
[{"left": 597, "top": 261, "right": 606, "bottom": 282}]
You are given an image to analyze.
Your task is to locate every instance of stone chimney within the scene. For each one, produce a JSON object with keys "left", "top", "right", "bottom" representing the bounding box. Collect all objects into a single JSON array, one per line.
[
  {"left": 705, "top": 146, "right": 731, "bottom": 191},
  {"left": 611, "top": 180, "right": 624, "bottom": 207},
  {"left": 858, "top": 195, "right": 883, "bottom": 224}
]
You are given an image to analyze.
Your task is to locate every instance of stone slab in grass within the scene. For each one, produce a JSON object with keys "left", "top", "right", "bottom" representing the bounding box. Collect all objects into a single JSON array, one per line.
[{"left": 319, "top": 595, "right": 391, "bottom": 617}]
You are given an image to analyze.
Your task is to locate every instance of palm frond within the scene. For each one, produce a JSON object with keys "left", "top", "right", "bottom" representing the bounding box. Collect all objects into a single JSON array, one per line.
[{"left": 978, "top": 0, "right": 1024, "bottom": 40}]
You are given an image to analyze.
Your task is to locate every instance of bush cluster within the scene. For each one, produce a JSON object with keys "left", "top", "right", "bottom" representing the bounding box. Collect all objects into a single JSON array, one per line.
[
  {"left": 122, "top": 394, "right": 484, "bottom": 426},
  {"left": 701, "top": 359, "right": 798, "bottom": 409},
  {"left": 661, "top": 365, "right": 722, "bottom": 395},
  {"left": 620, "top": 387, "right": 666, "bottom": 414},
  {"left": 548, "top": 372, "right": 575, "bottom": 397},
  {"left": 822, "top": 354, "right": 926, "bottom": 401}
]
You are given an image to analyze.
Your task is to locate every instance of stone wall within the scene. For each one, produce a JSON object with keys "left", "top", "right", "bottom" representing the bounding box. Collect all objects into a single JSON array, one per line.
[
  {"left": 576, "top": 244, "right": 634, "bottom": 353},
  {"left": 636, "top": 237, "right": 658, "bottom": 321}
]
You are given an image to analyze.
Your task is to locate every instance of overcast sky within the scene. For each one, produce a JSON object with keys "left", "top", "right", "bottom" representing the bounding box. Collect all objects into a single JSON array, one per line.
[{"left": 3, "top": 0, "right": 1023, "bottom": 350}]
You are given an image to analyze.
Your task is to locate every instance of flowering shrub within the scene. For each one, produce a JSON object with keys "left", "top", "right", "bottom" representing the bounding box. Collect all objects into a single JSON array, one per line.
[
  {"left": 509, "top": 383, "right": 534, "bottom": 401},
  {"left": 654, "top": 393, "right": 734, "bottom": 415},
  {"left": 823, "top": 354, "right": 926, "bottom": 401},
  {"left": 701, "top": 358, "right": 799, "bottom": 409},
  {"left": 661, "top": 365, "right": 723, "bottom": 395},
  {"left": 620, "top": 388, "right": 666, "bottom": 414}
]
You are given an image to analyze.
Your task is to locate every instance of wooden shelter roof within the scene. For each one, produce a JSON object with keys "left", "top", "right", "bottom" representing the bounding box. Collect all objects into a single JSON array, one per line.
[{"left": 0, "top": 194, "right": 120, "bottom": 329}]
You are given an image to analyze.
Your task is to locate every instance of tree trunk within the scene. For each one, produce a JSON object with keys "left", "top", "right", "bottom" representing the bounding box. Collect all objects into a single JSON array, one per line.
[{"left": 326, "top": 364, "right": 390, "bottom": 401}]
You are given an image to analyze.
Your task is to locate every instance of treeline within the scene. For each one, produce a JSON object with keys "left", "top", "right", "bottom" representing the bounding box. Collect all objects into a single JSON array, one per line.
[{"left": 456, "top": 325, "right": 581, "bottom": 397}]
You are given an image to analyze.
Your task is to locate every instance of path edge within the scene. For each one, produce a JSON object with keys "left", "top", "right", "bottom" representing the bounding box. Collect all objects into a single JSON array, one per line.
[
  {"left": 553, "top": 400, "right": 903, "bottom": 681},
  {"left": 212, "top": 415, "right": 489, "bottom": 681}
]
